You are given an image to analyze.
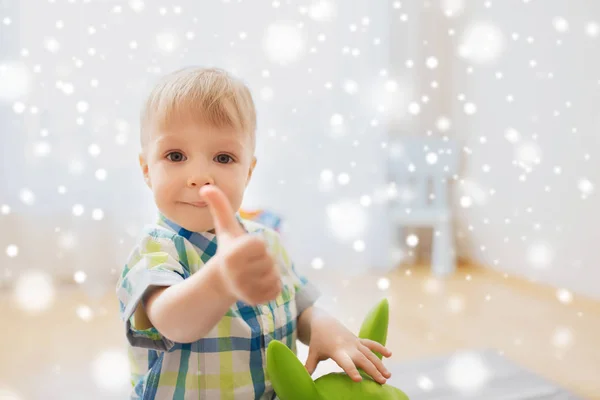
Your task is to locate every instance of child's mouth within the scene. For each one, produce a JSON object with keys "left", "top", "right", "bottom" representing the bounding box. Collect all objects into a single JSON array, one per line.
[{"left": 185, "top": 201, "right": 208, "bottom": 208}]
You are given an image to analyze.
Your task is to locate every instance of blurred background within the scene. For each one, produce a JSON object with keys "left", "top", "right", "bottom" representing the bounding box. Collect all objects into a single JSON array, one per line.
[{"left": 1, "top": 0, "right": 599, "bottom": 399}]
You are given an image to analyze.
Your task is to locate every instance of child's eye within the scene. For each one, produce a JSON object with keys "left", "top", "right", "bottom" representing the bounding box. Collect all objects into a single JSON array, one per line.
[
  {"left": 214, "top": 154, "right": 234, "bottom": 164},
  {"left": 166, "top": 152, "right": 186, "bottom": 162}
]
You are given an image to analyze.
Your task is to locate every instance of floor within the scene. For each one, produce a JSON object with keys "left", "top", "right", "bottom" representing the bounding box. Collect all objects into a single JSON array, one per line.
[
  {"left": 386, "top": 348, "right": 582, "bottom": 399},
  {"left": 308, "top": 264, "right": 600, "bottom": 399},
  {"left": 1, "top": 264, "right": 599, "bottom": 399}
]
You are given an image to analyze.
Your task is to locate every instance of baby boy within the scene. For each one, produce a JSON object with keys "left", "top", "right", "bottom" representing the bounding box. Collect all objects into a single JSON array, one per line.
[{"left": 116, "top": 67, "right": 392, "bottom": 399}]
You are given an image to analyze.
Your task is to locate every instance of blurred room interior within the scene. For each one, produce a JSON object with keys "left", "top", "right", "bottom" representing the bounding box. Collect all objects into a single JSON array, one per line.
[{"left": 1, "top": 0, "right": 599, "bottom": 399}]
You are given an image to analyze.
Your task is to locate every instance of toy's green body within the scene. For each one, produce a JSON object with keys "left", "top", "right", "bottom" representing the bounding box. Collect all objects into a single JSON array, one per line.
[
  {"left": 266, "top": 299, "right": 410, "bottom": 400},
  {"left": 312, "top": 371, "right": 409, "bottom": 399}
]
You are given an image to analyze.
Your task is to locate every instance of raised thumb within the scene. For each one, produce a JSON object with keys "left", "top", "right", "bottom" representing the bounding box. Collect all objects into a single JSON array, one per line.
[{"left": 200, "top": 185, "right": 244, "bottom": 240}]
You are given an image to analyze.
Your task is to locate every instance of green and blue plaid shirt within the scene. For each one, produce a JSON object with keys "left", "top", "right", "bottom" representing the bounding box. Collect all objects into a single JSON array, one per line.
[{"left": 116, "top": 213, "right": 320, "bottom": 399}]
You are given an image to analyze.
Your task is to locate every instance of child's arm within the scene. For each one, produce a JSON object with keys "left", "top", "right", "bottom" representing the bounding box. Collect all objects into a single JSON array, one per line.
[
  {"left": 297, "top": 305, "right": 317, "bottom": 345},
  {"left": 143, "top": 256, "right": 237, "bottom": 344},
  {"left": 142, "top": 185, "right": 282, "bottom": 344}
]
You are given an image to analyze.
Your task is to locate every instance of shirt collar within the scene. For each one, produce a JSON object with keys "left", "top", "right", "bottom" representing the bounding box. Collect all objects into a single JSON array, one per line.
[{"left": 157, "top": 212, "right": 247, "bottom": 254}]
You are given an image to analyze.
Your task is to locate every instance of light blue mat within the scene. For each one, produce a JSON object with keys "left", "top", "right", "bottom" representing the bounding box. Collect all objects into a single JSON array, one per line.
[{"left": 386, "top": 349, "right": 581, "bottom": 400}]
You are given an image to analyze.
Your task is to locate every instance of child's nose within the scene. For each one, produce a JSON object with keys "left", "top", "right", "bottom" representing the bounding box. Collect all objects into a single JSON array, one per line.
[{"left": 187, "top": 174, "right": 214, "bottom": 187}]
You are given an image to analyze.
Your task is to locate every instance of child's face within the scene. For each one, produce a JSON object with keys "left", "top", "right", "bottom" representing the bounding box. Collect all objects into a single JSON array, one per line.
[{"left": 140, "top": 121, "right": 256, "bottom": 232}]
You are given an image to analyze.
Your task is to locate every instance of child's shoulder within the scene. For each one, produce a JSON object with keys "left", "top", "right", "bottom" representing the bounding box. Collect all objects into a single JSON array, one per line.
[
  {"left": 239, "top": 217, "right": 281, "bottom": 241},
  {"left": 123, "top": 223, "right": 182, "bottom": 264},
  {"left": 137, "top": 222, "right": 180, "bottom": 247},
  {"left": 117, "top": 224, "right": 190, "bottom": 292},
  {"left": 121, "top": 222, "right": 201, "bottom": 274}
]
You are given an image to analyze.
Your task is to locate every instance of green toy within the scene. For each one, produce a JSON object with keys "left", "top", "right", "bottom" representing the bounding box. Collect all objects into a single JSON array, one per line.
[{"left": 266, "top": 298, "right": 410, "bottom": 400}]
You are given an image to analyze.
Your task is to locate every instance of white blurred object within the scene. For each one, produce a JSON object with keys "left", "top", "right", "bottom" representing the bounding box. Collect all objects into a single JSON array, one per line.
[
  {"left": 76, "top": 305, "right": 94, "bottom": 322},
  {"left": 551, "top": 327, "right": 573, "bottom": 349},
  {"left": 458, "top": 21, "right": 505, "bottom": 64},
  {"left": 552, "top": 17, "right": 569, "bottom": 33},
  {"left": 91, "top": 350, "right": 130, "bottom": 393},
  {"left": 5, "top": 244, "right": 18, "bottom": 258},
  {"left": 388, "top": 137, "right": 460, "bottom": 276},
  {"left": 12, "top": 270, "right": 55, "bottom": 313},
  {"left": 445, "top": 351, "right": 491, "bottom": 393},
  {"left": 377, "top": 277, "right": 390, "bottom": 290},
  {"left": 417, "top": 375, "right": 435, "bottom": 391},
  {"left": 156, "top": 32, "right": 179, "bottom": 53},
  {"left": 308, "top": 0, "right": 336, "bottom": 22},
  {"left": 586, "top": 21, "right": 599, "bottom": 37},
  {"left": 263, "top": 22, "right": 305, "bottom": 65},
  {"left": 74, "top": 270, "right": 87, "bottom": 283},
  {"left": 578, "top": 178, "right": 594, "bottom": 197},
  {"left": 515, "top": 141, "right": 542, "bottom": 168},
  {"left": 406, "top": 234, "right": 419, "bottom": 247},
  {"left": 528, "top": 242, "right": 554, "bottom": 269},
  {"left": 326, "top": 200, "right": 368, "bottom": 241},
  {"left": 0, "top": 61, "right": 32, "bottom": 101},
  {"left": 441, "top": 0, "right": 465, "bottom": 17},
  {"left": 556, "top": 288, "right": 573, "bottom": 304}
]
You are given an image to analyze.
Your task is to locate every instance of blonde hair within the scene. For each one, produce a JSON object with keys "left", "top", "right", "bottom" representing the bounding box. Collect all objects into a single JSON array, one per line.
[{"left": 140, "top": 67, "right": 257, "bottom": 149}]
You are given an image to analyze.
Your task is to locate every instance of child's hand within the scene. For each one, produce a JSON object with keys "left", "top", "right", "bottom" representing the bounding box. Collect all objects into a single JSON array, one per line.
[
  {"left": 201, "top": 185, "right": 282, "bottom": 306},
  {"left": 304, "top": 310, "right": 392, "bottom": 385}
]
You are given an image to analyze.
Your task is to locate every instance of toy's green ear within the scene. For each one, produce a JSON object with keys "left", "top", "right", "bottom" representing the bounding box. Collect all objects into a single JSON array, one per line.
[
  {"left": 266, "top": 340, "right": 321, "bottom": 400},
  {"left": 358, "top": 298, "right": 389, "bottom": 359}
]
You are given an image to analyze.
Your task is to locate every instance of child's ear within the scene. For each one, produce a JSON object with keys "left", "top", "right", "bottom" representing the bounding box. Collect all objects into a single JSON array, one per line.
[
  {"left": 245, "top": 156, "right": 257, "bottom": 187},
  {"left": 139, "top": 152, "right": 152, "bottom": 189}
]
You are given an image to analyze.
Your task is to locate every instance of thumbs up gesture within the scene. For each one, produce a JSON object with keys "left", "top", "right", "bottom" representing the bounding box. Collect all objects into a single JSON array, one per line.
[{"left": 200, "top": 185, "right": 282, "bottom": 306}]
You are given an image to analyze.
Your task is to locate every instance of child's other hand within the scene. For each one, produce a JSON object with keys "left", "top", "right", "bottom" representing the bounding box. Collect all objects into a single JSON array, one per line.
[
  {"left": 201, "top": 185, "right": 282, "bottom": 306},
  {"left": 304, "top": 311, "right": 392, "bottom": 385}
]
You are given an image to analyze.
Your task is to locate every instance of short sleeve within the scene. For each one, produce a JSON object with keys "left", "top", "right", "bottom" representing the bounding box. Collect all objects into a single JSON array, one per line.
[
  {"left": 116, "top": 230, "right": 189, "bottom": 351},
  {"left": 269, "top": 231, "right": 321, "bottom": 315}
]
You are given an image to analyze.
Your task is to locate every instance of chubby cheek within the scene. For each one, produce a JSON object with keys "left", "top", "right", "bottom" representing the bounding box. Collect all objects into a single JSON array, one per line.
[
  {"left": 220, "top": 179, "right": 246, "bottom": 212},
  {"left": 149, "top": 165, "right": 181, "bottom": 206},
  {"left": 227, "top": 189, "right": 244, "bottom": 212}
]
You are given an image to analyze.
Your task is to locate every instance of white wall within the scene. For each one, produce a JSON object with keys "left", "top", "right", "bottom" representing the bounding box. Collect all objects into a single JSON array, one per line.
[
  {"left": 0, "top": 1, "right": 413, "bottom": 294},
  {"left": 4, "top": 0, "right": 597, "bottom": 301},
  {"left": 432, "top": 1, "right": 600, "bottom": 299}
]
